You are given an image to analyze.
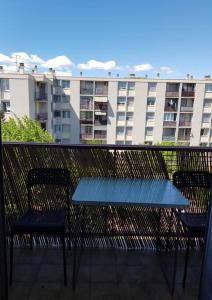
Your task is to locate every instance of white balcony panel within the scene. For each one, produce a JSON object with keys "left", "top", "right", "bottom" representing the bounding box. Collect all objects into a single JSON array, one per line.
[
  {"left": 94, "top": 125, "right": 107, "bottom": 131},
  {"left": 116, "top": 134, "right": 125, "bottom": 141},
  {"left": 117, "top": 120, "right": 125, "bottom": 126},
  {"left": 118, "top": 90, "right": 127, "bottom": 97},
  {"left": 201, "top": 136, "right": 209, "bottom": 143},
  {"left": 117, "top": 106, "right": 126, "bottom": 112},
  {"left": 205, "top": 92, "right": 212, "bottom": 98},
  {"left": 147, "top": 91, "right": 156, "bottom": 97},
  {"left": 127, "top": 106, "right": 134, "bottom": 112},
  {"left": 203, "top": 107, "right": 212, "bottom": 113},
  {"left": 95, "top": 111, "right": 107, "bottom": 116},
  {"left": 202, "top": 122, "right": 210, "bottom": 128},
  {"left": 145, "top": 135, "right": 153, "bottom": 142},
  {"left": 146, "top": 120, "right": 155, "bottom": 127},
  {"left": 1, "top": 91, "right": 10, "bottom": 100},
  {"left": 147, "top": 106, "right": 156, "bottom": 112},
  {"left": 94, "top": 96, "right": 108, "bottom": 102},
  {"left": 126, "top": 120, "right": 133, "bottom": 127},
  {"left": 125, "top": 135, "right": 133, "bottom": 141},
  {"left": 128, "top": 90, "right": 135, "bottom": 97}
]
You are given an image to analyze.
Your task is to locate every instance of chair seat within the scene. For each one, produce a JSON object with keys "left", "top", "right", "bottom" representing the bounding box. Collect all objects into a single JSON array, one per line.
[
  {"left": 180, "top": 212, "right": 207, "bottom": 235},
  {"left": 11, "top": 209, "right": 66, "bottom": 234}
]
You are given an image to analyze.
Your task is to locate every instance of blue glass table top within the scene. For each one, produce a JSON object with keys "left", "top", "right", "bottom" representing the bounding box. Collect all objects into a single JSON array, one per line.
[{"left": 72, "top": 177, "right": 189, "bottom": 209}]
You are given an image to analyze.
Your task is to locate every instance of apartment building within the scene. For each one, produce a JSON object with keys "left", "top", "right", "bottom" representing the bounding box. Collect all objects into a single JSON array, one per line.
[{"left": 1, "top": 64, "right": 212, "bottom": 146}]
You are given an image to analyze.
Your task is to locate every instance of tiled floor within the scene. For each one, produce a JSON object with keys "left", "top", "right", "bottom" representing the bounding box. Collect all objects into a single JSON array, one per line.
[{"left": 8, "top": 247, "right": 202, "bottom": 300}]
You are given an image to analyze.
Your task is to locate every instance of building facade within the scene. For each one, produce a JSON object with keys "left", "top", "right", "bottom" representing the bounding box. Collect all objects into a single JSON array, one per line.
[{"left": 0, "top": 65, "right": 212, "bottom": 146}]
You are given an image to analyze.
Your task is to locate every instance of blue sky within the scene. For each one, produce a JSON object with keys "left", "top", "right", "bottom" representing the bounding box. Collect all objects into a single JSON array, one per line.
[{"left": 0, "top": 0, "right": 212, "bottom": 78}]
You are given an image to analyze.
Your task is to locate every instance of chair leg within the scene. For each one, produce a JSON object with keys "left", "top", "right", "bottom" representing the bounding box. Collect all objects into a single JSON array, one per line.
[
  {"left": 61, "top": 235, "right": 67, "bottom": 286},
  {"left": 183, "top": 237, "right": 190, "bottom": 288},
  {"left": 9, "top": 233, "right": 14, "bottom": 286}
]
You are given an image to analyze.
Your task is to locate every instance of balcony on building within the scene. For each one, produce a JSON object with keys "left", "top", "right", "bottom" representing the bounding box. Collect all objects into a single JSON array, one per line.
[
  {"left": 163, "top": 113, "right": 177, "bottom": 127},
  {"left": 94, "top": 130, "right": 107, "bottom": 140},
  {"left": 36, "top": 112, "right": 48, "bottom": 121},
  {"left": 94, "top": 115, "right": 107, "bottom": 126},
  {"left": 165, "top": 83, "right": 179, "bottom": 98},
  {"left": 95, "top": 81, "right": 108, "bottom": 95},
  {"left": 178, "top": 128, "right": 191, "bottom": 141},
  {"left": 181, "top": 83, "right": 195, "bottom": 97},
  {"left": 179, "top": 114, "right": 192, "bottom": 127},
  {"left": 35, "top": 82, "right": 47, "bottom": 101},
  {"left": 80, "top": 96, "right": 93, "bottom": 110},
  {"left": 80, "top": 111, "right": 93, "bottom": 125},
  {"left": 94, "top": 102, "right": 108, "bottom": 112},
  {"left": 162, "top": 128, "right": 176, "bottom": 141},
  {"left": 80, "top": 81, "right": 94, "bottom": 95},
  {"left": 1, "top": 143, "right": 208, "bottom": 300},
  {"left": 164, "top": 99, "right": 178, "bottom": 112},
  {"left": 180, "top": 98, "right": 194, "bottom": 112},
  {"left": 203, "top": 99, "right": 212, "bottom": 113}
]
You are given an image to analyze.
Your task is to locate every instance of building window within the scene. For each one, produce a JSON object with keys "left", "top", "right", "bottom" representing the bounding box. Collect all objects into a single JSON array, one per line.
[
  {"left": 146, "top": 112, "right": 155, "bottom": 121},
  {"left": 126, "top": 112, "right": 134, "bottom": 121},
  {"left": 164, "top": 113, "right": 176, "bottom": 121},
  {"left": 62, "top": 110, "right": 70, "bottom": 118},
  {"left": 200, "top": 128, "right": 209, "bottom": 136},
  {"left": 117, "top": 97, "right": 126, "bottom": 106},
  {"left": 54, "top": 124, "right": 61, "bottom": 132},
  {"left": 118, "top": 82, "right": 127, "bottom": 90},
  {"left": 80, "top": 81, "right": 94, "bottom": 95},
  {"left": 116, "top": 127, "right": 125, "bottom": 135},
  {"left": 54, "top": 110, "right": 61, "bottom": 118},
  {"left": 126, "top": 127, "right": 133, "bottom": 136},
  {"left": 148, "top": 83, "right": 157, "bottom": 92},
  {"left": 202, "top": 114, "right": 211, "bottom": 123},
  {"left": 147, "top": 97, "right": 156, "bottom": 106},
  {"left": 62, "top": 124, "right": 70, "bottom": 133},
  {"left": 1, "top": 101, "right": 10, "bottom": 112},
  {"left": 53, "top": 95, "right": 61, "bottom": 103},
  {"left": 205, "top": 84, "right": 212, "bottom": 92},
  {"left": 61, "top": 80, "right": 70, "bottom": 89},
  {"left": 0, "top": 79, "right": 9, "bottom": 91},
  {"left": 128, "top": 82, "right": 135, "bottom": 90},
  {"left": 204, "top": 99, "right": 212, "bottom": 107},
  {"left": 62, "top": 95, "right": 70, "bottom": 103},
  {"left": 117, "top": 112, "right": 125, "bottom": 121},
  {"left": 127, "top": 97, "right": 134, "bottom": 107},
  {"left": 145, "top": 127, "right": 153, "bottom": 136}
]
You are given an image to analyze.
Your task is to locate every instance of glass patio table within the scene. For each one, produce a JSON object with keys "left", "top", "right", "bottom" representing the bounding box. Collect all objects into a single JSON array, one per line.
[{"left": 72, "top": 177, "right": 189, "bottom": 293}]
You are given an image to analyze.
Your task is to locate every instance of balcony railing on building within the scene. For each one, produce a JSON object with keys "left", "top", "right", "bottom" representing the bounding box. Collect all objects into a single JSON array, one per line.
[
  {"left": 80, "top": 133, "right": 93, "bottom": 139},
  {"left": 178, "top": 135, "right": 190, "bottom": 141},
  {"left": 181, "top": 91, "right": 195, "bottom": 97},
  {"left": 179, "top": 120, "right": 192, "bottom": 127},
  {"left": 80, "top": 104, "right": 93, "bottom": 110},
  {"left": 36, "top": 112, "right": 48, "bottom": 121},
  {"left": 35, "top": 92, "right": 47, "bottom": 101},
  {"left": 162, "top": 135, "right": 175, "bottom": 141},
  {"left": 164, "top": 106, "right": 178, "bottom": 112},
  {"left": 94, "top": 133, "right": 107, "bottom": 139},
  {"left": 80, "top": 88, "right": 94, "bottom": 95},
  {"left": 95, "top": 87, "right": 108, "bottom": 95},
  {"left": 180, "top": 106, "right": 193, "bottom": 112},
  {"left": 163, "top": 121, "right": 177, "bottom": 127},
  {"left": 165, "top": 91, "right": 179, "bottom": 98},
  {"left": 94, "top": 103, "right": 108, "bottom": 111},
  {"left": 80, "top": 119, "right": 93, "bottom": 125}
]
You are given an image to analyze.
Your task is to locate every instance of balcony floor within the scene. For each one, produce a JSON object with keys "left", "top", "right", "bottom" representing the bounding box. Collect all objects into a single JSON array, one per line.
[{"left": 9, "top": 247, "right": 201, "bottom": 300}]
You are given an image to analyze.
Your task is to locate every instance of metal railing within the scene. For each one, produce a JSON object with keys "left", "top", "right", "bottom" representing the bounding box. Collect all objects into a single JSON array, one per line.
[
  {"left": 3, "top": 142, "right": 212, "bottom": 251},
  {"left": 179, "top": 120, "right": 192, "bottom": 127}
]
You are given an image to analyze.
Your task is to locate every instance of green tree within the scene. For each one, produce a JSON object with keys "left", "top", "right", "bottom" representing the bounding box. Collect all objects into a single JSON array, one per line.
[{"left": 2, "top": 116, "right": 54, "bottom": 142}]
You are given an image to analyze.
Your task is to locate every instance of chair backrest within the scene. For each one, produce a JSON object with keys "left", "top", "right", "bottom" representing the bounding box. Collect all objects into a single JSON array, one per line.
[
  {"left": 27, "top": 168, "right": 71, "bottom": 211},
  {"left": 173, "top": 171, "right": 212, "bottom": 213}
]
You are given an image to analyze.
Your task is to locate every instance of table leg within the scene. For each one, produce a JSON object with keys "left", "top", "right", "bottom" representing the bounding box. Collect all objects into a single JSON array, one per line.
[{"left": 172, "top": 209, "right": 180, "bottom": 295}]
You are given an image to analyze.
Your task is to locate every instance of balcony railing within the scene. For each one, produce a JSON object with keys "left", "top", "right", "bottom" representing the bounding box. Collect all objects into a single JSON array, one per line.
[
  {"left": 180, "top": 106, "right": 193, "bottom": 112},
  {"left": 94, "top": 120, "right": 107, "bottom": 126},
  {"left": 80, "top": 104, "right": 93, "bottom": 110},
  {"left": 94, "top": 134, "right": 107, "bottom": 139},
  {"left": 162, "top": 136, "right": 175, "bottom": 141},
  {"left": 95, "top": 87, "right": 108, "bottom": 95},
  {"left": 35, "top": 92, "right": 47, "bottom": 101},
  {"left": 36, "top": 112, "right": 48, "bottom": 121},
  {"left": 163, "top": 121, "right": 177, "bottom": 127},
  {"left": 80, "top": 88, "right": 93, "bottom": 95},
  {"left": 178, "top": 135, "right": 190, "bottom": 141},
  {"left": 179, "top": 120, "right": 192, "bottom": 127},
  {"left": 181, "top": 91, "right": 195, "bottom": 97},
  {"left": 164, "top": 106, "right": 178, "bottom": 112},
  {"left": 80, "top": 119, "right": 93, "bottom": 125},
  {"left": 80, "top": 134, "right": 93, "bottom": 139},
  {"left": 165, "top": 91, "right": 179, "bottom": 97}
]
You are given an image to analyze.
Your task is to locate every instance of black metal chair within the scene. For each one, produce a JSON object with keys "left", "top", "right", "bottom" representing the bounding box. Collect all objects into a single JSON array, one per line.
[
  {"left": 172, "top": 171, "right": 212, "bottom": 288},
  {"left": 9, "top": 168, "right": 71, "bottom": 286}
]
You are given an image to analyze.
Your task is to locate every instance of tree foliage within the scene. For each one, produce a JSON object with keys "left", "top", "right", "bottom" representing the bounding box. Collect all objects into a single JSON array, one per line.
[{"left": 2, "top": 116, "right": 54, "bottom": 143}]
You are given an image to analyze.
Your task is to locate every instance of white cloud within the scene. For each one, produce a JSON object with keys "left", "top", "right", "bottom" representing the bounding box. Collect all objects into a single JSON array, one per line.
[
  {"left": 160, "top": 66, "right": 174, "bottom": 74},
  {"left": 77, "top": 60, "right": 118, "bottom": 71},
  {"left": 54, "top": 70, "right": 72, "bottom": 76},
  {"left": 42, "top": 56, "right": 73, "bottom": 69},
  {"left": 0, "top": 54, "right": 13, "bottom": 65},
  {"left": 133, "top": 64, "right": 154, "bottom": 72}
]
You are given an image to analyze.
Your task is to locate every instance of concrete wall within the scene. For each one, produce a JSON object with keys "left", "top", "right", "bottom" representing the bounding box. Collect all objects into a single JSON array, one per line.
[
  {"left": 70, "top": 80, "right": 80, "bottom": 143},
  {"left": 107, "top": 81, "right": 118, "bottom": 144}
]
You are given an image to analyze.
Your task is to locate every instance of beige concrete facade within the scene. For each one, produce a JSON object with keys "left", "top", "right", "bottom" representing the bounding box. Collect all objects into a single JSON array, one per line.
[{"left": 1, "top": 68, "right": 212, "bottom": 146}]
